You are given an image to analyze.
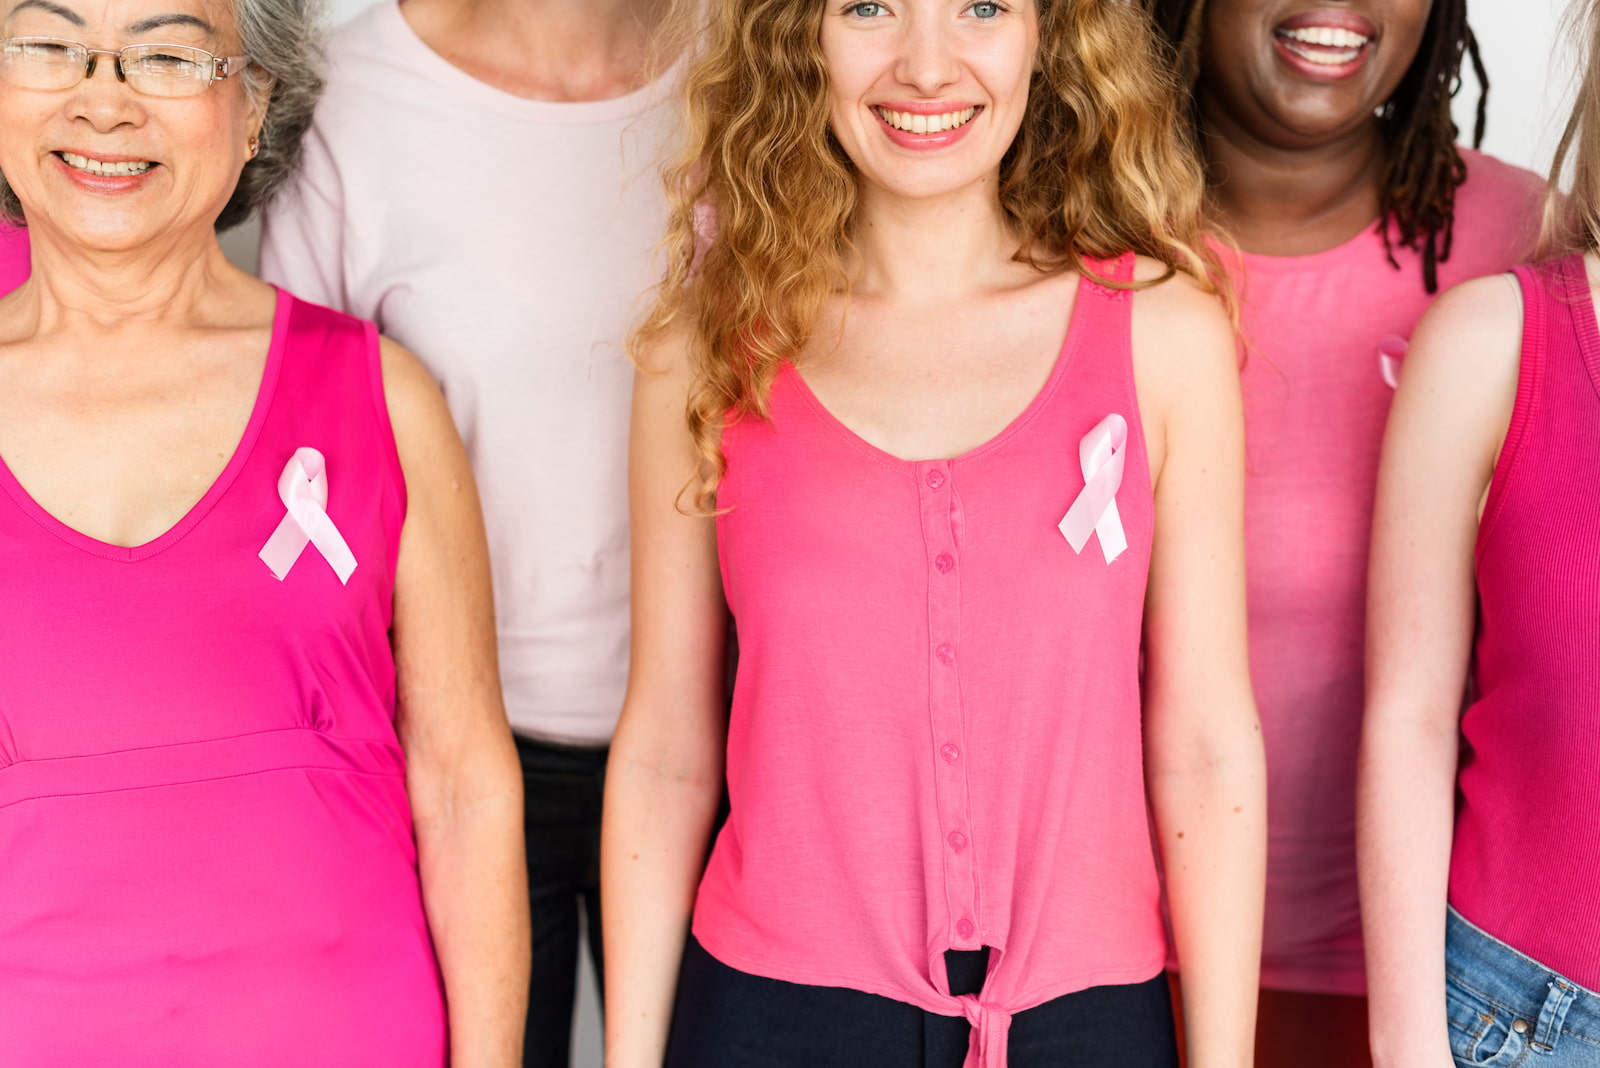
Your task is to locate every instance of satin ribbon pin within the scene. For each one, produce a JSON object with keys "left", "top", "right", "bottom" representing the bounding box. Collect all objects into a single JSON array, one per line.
[
  {"left": 1058, "top": 413, "right": 1128, "bottom": 564},
  {"left": 1379, "top": 334, "right": 1409, "bottom": 390},
  {"left": 259, "top": 447, "right": 358, "bottom": 585}
]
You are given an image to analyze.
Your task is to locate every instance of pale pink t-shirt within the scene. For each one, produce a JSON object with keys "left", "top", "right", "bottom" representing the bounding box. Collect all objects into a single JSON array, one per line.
[
  {"left": 1228, "top": 149, "right": 1542, "bottom": 995},
  {"left": 699, "top": 257, "right": 1165, "bottom": 1067},
  {"left": 260, "top": 0, "right": 676, "bottom": 745}
]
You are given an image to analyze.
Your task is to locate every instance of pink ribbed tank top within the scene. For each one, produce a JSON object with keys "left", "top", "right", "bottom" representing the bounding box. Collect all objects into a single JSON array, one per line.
[
  {"left": 0, "top": 292, "right": 446, "bottom": 1065},
  {"left": 696, "top": 255, "right": 1167, "bottom": 1067},
  {"left": 1449, "top": 254, "right": 1600, "bottom": 990}
]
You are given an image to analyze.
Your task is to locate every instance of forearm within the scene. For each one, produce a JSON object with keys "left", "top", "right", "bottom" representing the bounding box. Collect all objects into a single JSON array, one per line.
[
  {"left": 1358, "top": 705, "right": 1459, "bottom": 1068},
  {"left": 414, "top": 763, "right": 530, "bottom": 1068},
  {"left": 601, "top": 721, "right": 724, "bottom": 1068},
  {"left": 1149, "top": 718, "right": 1266, "bottom": 1068}
]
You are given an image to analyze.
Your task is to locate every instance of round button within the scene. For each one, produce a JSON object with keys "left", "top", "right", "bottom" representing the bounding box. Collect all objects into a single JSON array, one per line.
[
  {"left": 935, "top": 552, "right": 955, "bottom": 573},
  {"left": 926, "top": 469, "right": 946, "bottom": 489},
  {"left": 1512, "top": 1020, "right": 1529, "bottom": 1035},
  {"left": 936, "top": 643, "right": 955, "bottom": 664},
  {"left": 956, "top": 918, "right": 975, "bottom": 940},
  {"left": 948, "top": 831, "right": 967, "bottom": 852},
  {"left": 940, "top": 743, "right": 961, "bottom": 764}
]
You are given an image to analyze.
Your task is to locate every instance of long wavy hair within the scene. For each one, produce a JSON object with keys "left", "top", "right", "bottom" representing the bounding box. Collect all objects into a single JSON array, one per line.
[
  {"left": 1545, "top": 0, "right": 1600, "bottom": 255},
  {"left": 639, "top": 0, "right": 1224, "bottom": 511},
  {"left": 1146, "top": 0, "right": 1487, "bottom": 294}
]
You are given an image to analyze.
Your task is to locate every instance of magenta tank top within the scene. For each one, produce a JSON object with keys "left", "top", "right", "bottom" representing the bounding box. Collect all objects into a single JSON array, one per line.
[
  {"left": 0, "top": 223, "right": 28, "bottom": 295},
  {"left": 0, "top": 292, "right": 446, "bottom": 1066},
  {"left": 1450, "top": 254, "right": 1600, "bottom": 990},
  {"left": 696, "top": 255, "right": 1167, "bottom": 1067}
]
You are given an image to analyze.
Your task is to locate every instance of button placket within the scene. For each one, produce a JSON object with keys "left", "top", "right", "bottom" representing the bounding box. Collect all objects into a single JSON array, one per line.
[{"left": 918, "top": 461, "right": 979, "bottom": 951}]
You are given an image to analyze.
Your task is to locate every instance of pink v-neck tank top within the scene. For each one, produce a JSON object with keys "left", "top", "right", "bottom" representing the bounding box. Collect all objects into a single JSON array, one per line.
[
  {"left": 695, "top": 255, "right": 1165, "bottom": 1067},
  {"left": 0, "top": 293, "right": 446, "bottom": 1066},
  {"left": 1450, "top": 255, "right": 1600, "bottom": 991}
]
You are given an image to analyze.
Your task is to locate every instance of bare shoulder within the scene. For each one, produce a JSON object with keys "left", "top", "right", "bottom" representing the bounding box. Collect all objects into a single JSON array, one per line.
[
  {"left": 1128, "top": 256, "right": 1236, "bottom": 391},
  {"left": 1408, "top": 273, "right": 1523, "bottom": 370}
]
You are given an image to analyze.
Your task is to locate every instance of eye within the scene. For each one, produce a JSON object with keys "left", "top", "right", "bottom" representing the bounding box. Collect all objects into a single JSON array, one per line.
[
  {"left": 967, "top": 1, "right": 1004, "bottom": 16},
  {"left": 844, "top": 2, "right": 888, "bottom": 16}
]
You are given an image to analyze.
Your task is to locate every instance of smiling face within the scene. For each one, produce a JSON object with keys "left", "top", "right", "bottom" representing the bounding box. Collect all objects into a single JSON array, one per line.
[
  {"left": 1197, "top": 0, "right": 1431, "bottom": 149},
  {"left": 819, "top": 0, "right": 1039, "bottom": 203},
  {"left": 0, "top": 0, "right": 264, "bottom": 251}
]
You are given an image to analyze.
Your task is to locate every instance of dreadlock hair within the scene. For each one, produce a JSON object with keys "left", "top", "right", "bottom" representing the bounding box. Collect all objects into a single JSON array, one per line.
[{"left": 1145, "top": 0, "right": 1488, "bottom": 293}]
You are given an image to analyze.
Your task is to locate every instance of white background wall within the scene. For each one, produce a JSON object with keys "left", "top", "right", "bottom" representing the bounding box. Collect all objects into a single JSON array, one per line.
[{"left": 220, "top": 3, "right": 1574, "bottom": 1066}]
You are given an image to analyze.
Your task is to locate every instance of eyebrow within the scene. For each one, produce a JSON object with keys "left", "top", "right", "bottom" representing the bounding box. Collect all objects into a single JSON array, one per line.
[
  {"left": 7, "top": 0, "right": 85, "bottom": 26},
  {"left": 127, "top": 12, "right": 214, "bottom": 33}
]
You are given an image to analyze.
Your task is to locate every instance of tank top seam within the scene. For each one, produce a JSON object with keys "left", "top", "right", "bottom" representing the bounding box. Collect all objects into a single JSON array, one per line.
[
  {"left": 0, "top": 763, "right": 411, "bottom": 815},
  {"left": 0, "top": 725, "right": 404, "bottom": 768},
  {"left": 778, "top": 258, "right": 1127, "bottom": 472},
  {"left": 0, "top": 290, "right": 291, "bottom": 563},
  {"left": 1478, "top": 264, "right": 1553, "bottom": 562},
  {"left": 358, "top": 318, "right": 409, "bottom": 583}
]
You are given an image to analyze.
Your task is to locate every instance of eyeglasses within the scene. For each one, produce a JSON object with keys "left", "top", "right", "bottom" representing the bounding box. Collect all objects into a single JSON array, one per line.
[{"left": 0, "top": 37, "right": 249, "bottom": 98}]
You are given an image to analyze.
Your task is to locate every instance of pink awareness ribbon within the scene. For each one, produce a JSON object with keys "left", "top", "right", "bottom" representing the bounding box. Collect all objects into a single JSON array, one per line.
[
  {"left": 258, "top": 447, "right": 358, "bottom": 585},
  {"left": 1379, "top": 334, "right": 1408, "bottom": 389},
  {"left": 959, "top": 994, "right": 1012, "bottom": 1068},
  {"left": 1058, "top": 413, "right": 1128, "bottom": 564}
]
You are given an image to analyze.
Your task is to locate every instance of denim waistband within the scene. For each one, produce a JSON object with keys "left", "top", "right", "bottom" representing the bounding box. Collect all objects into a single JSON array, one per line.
[{"left": 1447, "top": 906, "right": 1600, "bottom": 1047}]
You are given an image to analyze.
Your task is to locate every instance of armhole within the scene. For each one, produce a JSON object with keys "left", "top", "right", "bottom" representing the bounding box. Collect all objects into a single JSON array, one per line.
[
  {"left": 1476, "top": 264, "right": 1547, "bottom": 560},
  {"left": 362, "top": 319, "right": 410, "bottom": 577}
]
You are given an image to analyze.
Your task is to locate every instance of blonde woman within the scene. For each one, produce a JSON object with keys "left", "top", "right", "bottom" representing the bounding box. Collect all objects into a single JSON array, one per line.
[
  {"left": 603, "top": 1, "right": 1266, "bottom": 1065},
  {"left": 1361, "top": 3, "right": 1600, "bottom": 1067}
]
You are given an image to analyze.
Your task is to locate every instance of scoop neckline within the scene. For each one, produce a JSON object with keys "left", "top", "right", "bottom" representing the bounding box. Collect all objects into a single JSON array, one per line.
[
  {"left": 783, "top": 269, "right": 1095, "bottom": 470},
  {"left": 0, "top": 288, "right": 290, "bottom": 563},
  {"left": 381, "top": 0, "right": 681, "bottom": 124}
]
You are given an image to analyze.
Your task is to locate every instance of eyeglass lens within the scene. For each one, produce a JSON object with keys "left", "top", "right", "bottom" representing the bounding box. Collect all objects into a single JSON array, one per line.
[{"left": 0, "top": 39, "right": 221, "bottom": 97}]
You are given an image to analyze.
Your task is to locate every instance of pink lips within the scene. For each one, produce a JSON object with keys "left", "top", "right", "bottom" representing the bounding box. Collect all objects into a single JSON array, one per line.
[
  {"left": 51, "top": 151, "right": 159, "bottom": 196},
  {"left": 1271, "top": 8, "right": 1378, "bottom": 82},
  {"left": 872, "top": 102, "right": 982, "bottom": 151}
]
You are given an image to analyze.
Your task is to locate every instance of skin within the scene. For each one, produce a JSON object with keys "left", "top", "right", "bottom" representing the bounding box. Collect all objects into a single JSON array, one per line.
[
  {"left": 602, "top": 2, "right": 1266, "bottom": 1066},
  {"left": 1196, "top": 0, "right": 1431, "bottom": 255},
  {"left": 1358, "top": 266, "right": 1525, "bottom": 1068},
  {"left": 0, "top": 0, "right": 529, "bottom": 1062},
  {"left": 399, "top": 0, "right": 674, "bottom": 103}
]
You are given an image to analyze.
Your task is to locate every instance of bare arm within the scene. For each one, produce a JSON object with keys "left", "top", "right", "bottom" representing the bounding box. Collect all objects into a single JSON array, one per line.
[
  {"left": 601, "top": 330, "right": 729, "bottom": 1067},
  {"left": 1359, "top": 275, "right": 1522, "bottom": 1068},
  {"left": 1133, "top": 267, "right": 1266, "bottom": 1068},
  {"left": 384, "top": 337, "right": 530, "bottom": 1067}
]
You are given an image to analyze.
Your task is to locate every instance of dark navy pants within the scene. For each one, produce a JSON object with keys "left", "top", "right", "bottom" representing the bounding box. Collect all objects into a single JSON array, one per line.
[{"left": 666, "top": 935, "right": 1180, "bottom": 1067}]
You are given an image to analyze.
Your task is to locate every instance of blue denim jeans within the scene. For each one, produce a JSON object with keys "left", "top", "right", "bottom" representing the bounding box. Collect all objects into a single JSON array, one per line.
[{"left": 1446, "top": 907, "right": 1600, "bottom": 1067}]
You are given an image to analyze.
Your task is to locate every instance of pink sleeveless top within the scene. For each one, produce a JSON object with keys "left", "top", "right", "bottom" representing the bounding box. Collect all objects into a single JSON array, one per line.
[
  {"left": 1229, "top": 149, "right": 1544, "bottom": 994},
  {"left": 696, "top": 255, "right": 1166, "bottom": 1067},
  {"left": 1449, "top": 255, "right": 1600, "bottom": 990},
  {"left": 0, "top": 293, "right": 446, "bottom": 1066},
  {"left": 0, "top": 223, "right": 28, "bottom": 295}
]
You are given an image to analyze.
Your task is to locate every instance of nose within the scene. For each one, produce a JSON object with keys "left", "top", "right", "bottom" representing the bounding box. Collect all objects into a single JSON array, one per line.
[
  {"left": 894, "top": 9, "right": 961, "bottom": 95},
  {"left": 70, "top": 52, "right": 144, "bottom": 132}
]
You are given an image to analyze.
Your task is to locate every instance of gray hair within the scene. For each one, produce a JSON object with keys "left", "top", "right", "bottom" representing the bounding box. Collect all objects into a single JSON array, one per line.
[{"left": 0, "top": 0, "right": 325, "bottom": 231}]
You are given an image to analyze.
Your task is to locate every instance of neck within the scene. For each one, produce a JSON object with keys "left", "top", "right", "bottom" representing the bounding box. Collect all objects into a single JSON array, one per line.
[
  {"left": 403, "top": 0, "right": 675, "bottom": 101},
  {"left": 14, "top": 222, "right": 247, "bottom": 332},
  {"left": 1199, "top": 96, "right": 1387, "bottom": 256},
  {"left": 847, "top": 177, "right": 1020, "bottom": 304}
]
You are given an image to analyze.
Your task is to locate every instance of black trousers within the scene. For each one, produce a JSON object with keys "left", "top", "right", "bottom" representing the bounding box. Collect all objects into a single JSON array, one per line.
[
  {"left": 514, "top": 735, "right": 608, "bottom": 1068},
  {"left": 665, "top": 935, "right": 1180, "bottom": 1067}
]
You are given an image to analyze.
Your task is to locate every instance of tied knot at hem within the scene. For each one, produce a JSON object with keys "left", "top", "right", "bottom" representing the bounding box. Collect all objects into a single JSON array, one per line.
[{"left": 958, "top": 994, "right": 1012, "bottom": 1068}]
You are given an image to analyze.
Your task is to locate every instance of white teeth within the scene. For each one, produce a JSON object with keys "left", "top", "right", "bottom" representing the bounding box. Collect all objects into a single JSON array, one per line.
[
  {"left": 59, "top": 151, "right": 153, "bottom": 177},
  {"left": 1281, "top": 26, "right": 1370, "bottom": 50},
  {"left": 875, "top": 106, "right": 978, "bottom": 135}
]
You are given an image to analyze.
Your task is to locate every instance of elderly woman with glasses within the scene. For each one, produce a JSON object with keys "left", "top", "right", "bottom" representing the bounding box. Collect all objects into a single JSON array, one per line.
[{"left": 0, "top": 0, "right": 529, "bottom": 1063}]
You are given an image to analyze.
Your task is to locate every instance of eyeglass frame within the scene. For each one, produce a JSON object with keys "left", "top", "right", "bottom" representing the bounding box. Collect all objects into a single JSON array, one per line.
[{"left": 0, "top": 37, "right": 251, "bottom": 95}]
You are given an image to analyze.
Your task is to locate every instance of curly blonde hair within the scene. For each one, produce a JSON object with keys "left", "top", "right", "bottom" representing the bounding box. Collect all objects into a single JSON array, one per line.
[{"left": 641, "top": 0, "right": 1223, "bottom": 511}]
